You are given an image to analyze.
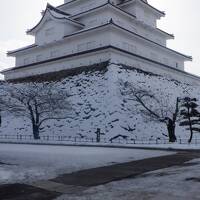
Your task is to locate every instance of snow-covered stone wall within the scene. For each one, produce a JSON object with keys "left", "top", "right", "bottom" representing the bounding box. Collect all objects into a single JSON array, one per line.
[{"left": 1, "top": 63, "right": 199, "bottom": 141}]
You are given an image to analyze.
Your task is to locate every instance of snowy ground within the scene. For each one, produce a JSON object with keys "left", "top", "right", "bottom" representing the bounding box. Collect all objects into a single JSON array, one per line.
[
  {"left": 0, "top": 144, "right": 173, "bottom": 184},
  {"left": 56, "top": 158, "right": 200, "bottom": 200}
]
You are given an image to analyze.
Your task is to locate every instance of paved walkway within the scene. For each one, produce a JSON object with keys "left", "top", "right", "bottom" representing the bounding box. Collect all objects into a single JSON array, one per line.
[
  {"left": 0, "top": 150, "right": 199, "bottom": 200},
  {"left": 51, "top": 151, "right": 199, "bottom": 187}
]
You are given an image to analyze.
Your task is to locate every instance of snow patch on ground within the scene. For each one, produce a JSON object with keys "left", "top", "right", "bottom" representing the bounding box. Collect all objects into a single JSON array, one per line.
[{"left": 0, "top": 144, "right": 173, "bottom": 184}]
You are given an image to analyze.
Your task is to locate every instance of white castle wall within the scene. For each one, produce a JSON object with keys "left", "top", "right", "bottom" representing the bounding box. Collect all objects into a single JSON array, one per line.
[
  {"left": 110, "top": 27, "right": 184, "bottom": 69},
  {"left": 62, "top": 0, "right": 159, "bottom": 29},
  {"left": 15, "top": 26, "right": 110, "bottom": 67},
  {"left": 118, "top": 1, "right": 160, "bottom": 27},
  {"left": 74, "top": 6, "right": 167, "bottom": 46},
  {"left": 14, "top": 25, "right": 184, "bottom": 72},
  {"left": 5, "top": 50, "right": 110, "bottom": 80},
  {"left": 35, "top": 20, "right": 81, "bottom": 46},
  {"left": 4, "top": 48, "right": 199, "bottom": 85},
  {"left": 36, "top": 20, "right": 65, "bottom": 45},
  {"left": 110, "top": 50, "right": 199, "bottom": 85}
]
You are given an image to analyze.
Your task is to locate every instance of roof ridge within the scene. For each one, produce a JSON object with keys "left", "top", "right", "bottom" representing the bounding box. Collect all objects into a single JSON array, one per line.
[
  {"left": 117, "top": 0, "right": 165, "bottom": 16},
  {"left": 27, "top": 3, "right": 84, "bottom": 34},
  {"left": 46, "top": 3, "right": 70, "bottom": 16}
]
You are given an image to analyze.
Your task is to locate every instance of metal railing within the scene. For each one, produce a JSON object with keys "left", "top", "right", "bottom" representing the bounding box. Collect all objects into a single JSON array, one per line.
[{"left": 0, "top": 134, "right": 199, "bottom": 146}]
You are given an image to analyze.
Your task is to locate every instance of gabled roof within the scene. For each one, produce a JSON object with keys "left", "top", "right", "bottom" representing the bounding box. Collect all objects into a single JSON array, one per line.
[
  {"left": 57, "top": 0, "right": 83, "bottom": 9},
  {"left": 118, "top": 0, "right": 165, "bottom": 16},
  {"left": 70, "top": 2, "right": 136, "bottom": 19},
  {"left": 69, "top": 2, "right": 172, "bottom": 39},
  {"left": 27, "top": 3, "right": 84, "bottom": 35}
]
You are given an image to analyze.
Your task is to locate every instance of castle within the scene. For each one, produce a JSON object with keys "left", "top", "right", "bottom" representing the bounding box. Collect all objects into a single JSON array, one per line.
[{"left": 1, "top": 0, "right": 199, "bottom": 83}]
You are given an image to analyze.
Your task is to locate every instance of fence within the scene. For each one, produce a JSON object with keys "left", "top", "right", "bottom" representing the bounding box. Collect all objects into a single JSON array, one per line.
[{"left": 0, "top": 134, "right": 199, "bottom": 146}]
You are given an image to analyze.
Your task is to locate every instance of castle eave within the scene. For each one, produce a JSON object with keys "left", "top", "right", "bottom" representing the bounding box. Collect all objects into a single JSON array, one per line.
[
  {"left": 1, "top": 45, "right": 192, "bottom": 75},
  {"left": 118, "top": 0, "right": 165, "bottom": 17},
  {"left": 7, "top": 22, "right": 192, "bottom": 61}
]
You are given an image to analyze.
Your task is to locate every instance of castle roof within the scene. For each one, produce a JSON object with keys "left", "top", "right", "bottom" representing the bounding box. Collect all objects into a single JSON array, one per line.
[
  {"left": 69, "top": 2, "right": 172, "bottom": 39},
  {"left": 27, "top": 3, "right": 84, "bottom": 35},
  {"left": 2, "top": 46, "right": 195, "bottom": 81},
  {"left": 70, "top": 2, "right": 136, "bottom": 19},
  {"left": 118, "top": 0, "right": 165, "bottom": 16},
  {"left": 58, "top": 0, "right": 165, "bottom": 17},
  {"left": 7, "top": 21, "right": 191, "bottom": 60}
]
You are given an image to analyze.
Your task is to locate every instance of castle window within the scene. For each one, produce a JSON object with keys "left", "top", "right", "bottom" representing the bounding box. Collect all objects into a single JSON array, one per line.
[
  {"left": 122, "top": 42, "right": 129, "bottom": 51},
  {"left": 176, "top": 62, "right": 179, "bottom": 68},
  {"left": 156, "top": 39, "right": 162, "bottom": 44},
  {"left": 87, "top": 41, "right": 96, "bottom": 50},
  {"left": 24, "top": 58, "right": 30, "bottom": 65},
  {"left": 130, "top": 45, "right": 137, "bottom": 53},
  {"left": 150, "top": 52, "right": 157, "bottom": 60},
  {"left": 88, "top": 19, "right": 97, "bottom": 26},
  {"left": 50, "top": 50, "right": 59, "bottom": 58},
  {"left": 36, "top": 55, "right": 42, "bottom": 62},
  {"left": 122, "top": 42, "right": 137, "bottom": 53},
  {"left": 163, "top": 58, "right": 169, "bottom": 65},
  {"left": 77, "top": 43, "right": 86, "bottom": 51},
  {"left": 132, "top": 27, "right": 137, "bottom": 33},
  {"left": 116, "top": 20, "right": 124, "bottom": 26}
]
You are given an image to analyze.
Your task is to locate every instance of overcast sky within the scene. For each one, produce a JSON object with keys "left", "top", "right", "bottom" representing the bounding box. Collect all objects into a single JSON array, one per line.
[{"left": 0, "top": 0, "right": 199, "bottom": 76}]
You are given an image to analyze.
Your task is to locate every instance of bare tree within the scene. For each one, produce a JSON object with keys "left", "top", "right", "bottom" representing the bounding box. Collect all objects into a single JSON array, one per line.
[
  {"left": 119, "top": 80, "right": 179, "bottom": 142},
  {"left": 3, "top": 82, "right": 73, "bottom": 139}
]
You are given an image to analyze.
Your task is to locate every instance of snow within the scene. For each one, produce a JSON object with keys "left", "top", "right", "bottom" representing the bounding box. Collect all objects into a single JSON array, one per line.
[
  {"left": 56, "top": 158, "right": 200, "bottom": 200},
  {"left": 0, "top": 144, "right": 173, "bottom": 184},
  {"left": 1, "top": 63, "right": 200, "bottom": 144}
]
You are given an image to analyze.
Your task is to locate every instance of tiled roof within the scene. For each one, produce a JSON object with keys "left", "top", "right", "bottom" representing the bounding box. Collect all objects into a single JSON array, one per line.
[{"left": 27, "top": 3, "right": 84, "bottom": 34}]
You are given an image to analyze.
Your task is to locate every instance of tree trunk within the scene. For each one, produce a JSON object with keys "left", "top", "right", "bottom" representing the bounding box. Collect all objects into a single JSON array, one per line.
[
  {"left": 188, "top": 119, "right": 193, "bottom": 143},
  {"left": 188, "top": 131, "right": 193, "bottom": 143},
  {"left": 32, "top": 124, "right": 40, "bottom": 140},
  {"left": 167, "top": 119, "right": 177, "bottom": 143},
  {"left": 0, "top": 113, "right": 2, "bottom": 127},
  {"left": 96, "top": 134, "right": 100, "bottom": 143},
  {"left": 188, "top": 107, "right": 193, "bottom": 143},
  {"left": 29, "top": 105, "right": 40, "bottom": 140}
]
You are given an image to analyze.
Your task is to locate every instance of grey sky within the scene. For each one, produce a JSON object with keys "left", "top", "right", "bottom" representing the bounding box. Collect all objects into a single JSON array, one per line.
[{"left": 0, "top": 0, "right": 199, "bottom": 75}]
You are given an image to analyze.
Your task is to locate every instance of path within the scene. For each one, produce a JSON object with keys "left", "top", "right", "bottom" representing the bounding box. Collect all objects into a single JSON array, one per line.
[{"left": 0, "top": 150, "right": 199, "bottom": 200}]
